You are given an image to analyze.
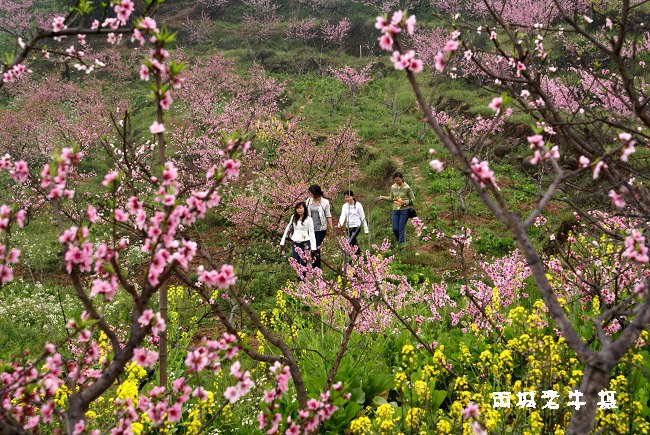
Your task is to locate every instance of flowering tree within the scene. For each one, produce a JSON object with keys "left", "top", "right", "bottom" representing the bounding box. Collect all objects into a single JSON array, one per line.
[
  {"left": 285, "top": 17, "right": 319, "bottom": 44},
  {"left": 0, "top": 0, "right": 33, "bottom": 38},
  {"left": 0, "top": 76, "right": 118, "bottom": 165},
  {"left": 375, "top": 4, "right": 649, "bottom": 433},
  {"left": 231, "top": 119, "right": 360, "bottom": 235},
  {"left": 330, "top": 64, "right": 373, "bottom": 104},
  {"left": 321, "top": 18, "right": 351, "bottom": 48},
  {"left": 170, "top": 53, "right": 285, "bottom": 181},
  {"left": 240, "top": 0, "right": 281, "bottom": 58}
]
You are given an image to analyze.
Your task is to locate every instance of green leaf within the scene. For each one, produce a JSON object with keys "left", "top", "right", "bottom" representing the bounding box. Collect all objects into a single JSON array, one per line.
[
  {"left": 372, "top": 396, "right": 388, "bottom": 407},
  {"left": 3, "top": 52, "right": 15, "bottom": 66},
  {"left": 642, "top": 404, "right": 650, "bottom": 418},
  {"left": 501, "top": 92, "right": 512, "bottom": 109},
  {"left": 344, "top": 402, "right": 362, "bottom": 421},
  {"left": 350, "top": 388, "right": 365, "bottom": 404},
  {"left": 431, "top": 390, "right": 446, "bottom": 409}
]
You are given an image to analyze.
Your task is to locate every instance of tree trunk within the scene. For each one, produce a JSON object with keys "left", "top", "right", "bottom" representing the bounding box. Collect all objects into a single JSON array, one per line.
[{"left": 567, "top": 364, "right": 611, "bottom": 434}]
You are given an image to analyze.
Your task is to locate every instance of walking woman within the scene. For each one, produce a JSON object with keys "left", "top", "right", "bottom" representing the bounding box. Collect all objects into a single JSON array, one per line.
[
  {"left": 280, "top": 202, "right": 317, "bottom": 268},
  {"left": 337, "top": 190, "right": 369, "bottom": 253},
  {"left": 306, "top": 185, "right": 333, "bottom": 268},
  {"left": 377, "top": 172, "right": 415, "bottom": 245}
]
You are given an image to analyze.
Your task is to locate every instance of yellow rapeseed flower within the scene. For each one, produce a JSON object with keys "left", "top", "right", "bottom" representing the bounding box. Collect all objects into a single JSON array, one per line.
[
  {"left": 405, "top": 407, "right": 425, "bottom": 429},
  {"left": 436, "top": 419, "right": 452, "bottom": 434},
  {"left": 530, "top": 411, "right": 544, "bottom": 432},
  {"left": 131, "top": 422, "right": 144, "bottom": 435},
  {"left": 414, "top": 380, "right": 430, "bottom": 401},
  {"left": 459, "top": 343, "right": 472, "bottom": 365},
  {"left": 376, "top": 404, "right": 394, "bottom": 420},
  {"left": 350, "top": 415, "right": 372, "bottom": 434}
]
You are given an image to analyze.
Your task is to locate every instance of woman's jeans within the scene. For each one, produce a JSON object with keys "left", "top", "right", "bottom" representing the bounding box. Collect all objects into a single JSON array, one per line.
[
  {"left": 292, "top": 241, "right": 311, "bottom": 267},
  {"left": 347, "top": 227, "right": 361, "bottom": 252},
  {"left": 392, "top": 209, "right": 409, "bottom": 244},
  {"left": 313, "top": 230, "right": 327, "bottom": 268}
]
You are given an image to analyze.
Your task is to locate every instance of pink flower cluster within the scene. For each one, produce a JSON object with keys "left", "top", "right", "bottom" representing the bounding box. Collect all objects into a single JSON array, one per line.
[
  {"left": 470, "top": 157, "right": 498, "bottom": 190},
  {"left": 51, "top": 16, "right": 65, "bottom": 32},
  {"left": 185, "top": 333, "right": 239, "bottom": 373},
  {"left": 488, "top": 97, "right": 502, "bottom": 113},
  {"left": 609, "top": 190, "right": 626, "bottom": 208},
  {"left": 52, "top": 2, "right": 136, "bottom": 73},
  {"left": 330, "top": 64, "right": 373, "bottom": 93},
  {"left": 40, "top": 147, "right": 81, "bottom": 200},
  {"left": 133, "top": 347, "right": 159, "bottom": 368},
  {"left": 428, "top": 147, "right": 445, "bottom": 173},
  {"left": 452, "top": 250, "right": 532, "bottom": 333},
  {"left": 527, "top": 134, "right": 559, "bottom": 165},
  {"left": 433, "top": 35, "right": 460, "bottom": 73},
  {"left": 0, "top": 154, "right": 28, "bottom": 184},
  {"left": 138, "top": 309, "right": 166, "bottom": 335},
  {"left": 322, "top": 18, "right": 351, "bottom": 46},
  {"left": 0, "top": 343, "right": 64, "bottom": 430},
  {"left": 287, "top": 239, "right": 454, "bottom": 331},
  {"left": 389, "top": 50, "right": 423, "bottom": 73},
  {"left": 545, "top": 211, "right": 650, "bottom": 308},
  {"left": 198, "top": 264, "right": 238, "bottom": 289},
  {"left": 258, "top": 362, "right": 344, "bottom": 434},
  {"left": 618, "top": 132, "right": 636, "bottom": 162},
  {"left": 106, "top": 333, "right": 243, "bottom": 431},
  {"left": 133, "top": 17, "right": 185, "bottom": 133},
  {"left": 114, "top": 0, "right": 135, "bottom": 25},
  {"left": 623, "top": 230, "right": 649, "bottom": 264},
  {"left": 375, "top": 11, "right": 423, "bottom": 73},
  {"left": 224, "top": 360, "right": 254, "bottom": 403},
  {"left": 2, "top": 63, "right": 30, "bottom": 83},
  {"left": 462, "top": 402, "right": 480, "bottom": 419}
]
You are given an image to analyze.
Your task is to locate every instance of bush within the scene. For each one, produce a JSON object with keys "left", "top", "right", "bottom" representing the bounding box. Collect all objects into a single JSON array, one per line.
[
  {"left": 361, "top": 156, "right": 397, "bottom": 190},
  {"left": 261, "top": 49, "right": 329, "bottom": 74},
  {"left": 473, "top": 228, "right": 516, "bottom": 256}
]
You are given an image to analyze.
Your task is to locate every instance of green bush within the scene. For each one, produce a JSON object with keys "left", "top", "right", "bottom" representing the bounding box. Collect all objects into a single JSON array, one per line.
[
  {"left": 361, "top": 157, "right": 397, "bottom": 190},
  {"left": 473, "top": 228, "right": 516, "bottom": 256},
  {"left": 261, "top": 49, "right": 329, "bottom": 74}
]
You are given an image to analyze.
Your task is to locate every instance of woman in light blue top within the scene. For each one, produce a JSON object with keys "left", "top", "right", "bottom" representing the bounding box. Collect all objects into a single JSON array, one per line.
[{"left": 306, "top": 185, "right": 333, "bottom": 268}]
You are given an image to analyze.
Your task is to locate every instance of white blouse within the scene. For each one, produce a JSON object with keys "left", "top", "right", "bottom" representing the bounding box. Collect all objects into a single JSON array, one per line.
[
  {"left": 280, "top": 216, "right": 317, "bottom": 250},
  {"left": 338, "top": 202, "right": 369, "bottom": 233}
]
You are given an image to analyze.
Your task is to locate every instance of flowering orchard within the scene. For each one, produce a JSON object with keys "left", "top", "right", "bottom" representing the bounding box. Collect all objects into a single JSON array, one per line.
[
  {"left": 0, "top": 0, "right": 356, "bottom": 432},
  {"left": 374, "top": 2, "right": 650, "bottom": 434}
]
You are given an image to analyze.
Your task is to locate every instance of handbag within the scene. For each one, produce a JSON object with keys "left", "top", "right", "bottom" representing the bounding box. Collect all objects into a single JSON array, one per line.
[{"left": 407, "top": 206, "right": 417, "bottom": 219}]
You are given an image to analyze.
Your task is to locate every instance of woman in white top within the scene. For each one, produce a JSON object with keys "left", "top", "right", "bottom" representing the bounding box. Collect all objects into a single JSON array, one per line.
[
  {"left": 306, "top": 185, "right": 333, "bottom": 268},
  {"left": 280, "top": 201, "right": 317, "bottom": 268},
  {"left": 337, "top": 190, "right": 369, "bottom": 253}
]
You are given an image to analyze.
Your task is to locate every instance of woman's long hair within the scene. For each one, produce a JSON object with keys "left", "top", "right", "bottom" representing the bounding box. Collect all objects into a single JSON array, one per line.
[
  {"left": 344, "top": 189, "right": 357, "bottom": 205},
  {"left": 308, "top": 184, "right": 324, "bottom": 199},
  {"left": 293, "top": 201, "right": 309, "bottom": 224}
]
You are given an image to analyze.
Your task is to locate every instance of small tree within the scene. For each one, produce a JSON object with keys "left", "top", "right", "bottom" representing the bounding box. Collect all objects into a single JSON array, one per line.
[{"left": 330, "top": 64, "right": 373, "bottom": 105}]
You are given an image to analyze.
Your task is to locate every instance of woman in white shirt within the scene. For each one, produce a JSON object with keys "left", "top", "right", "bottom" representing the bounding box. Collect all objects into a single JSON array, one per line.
[
  {"left": 280, "top": 201, "right": 317, "bottom": 268},
  {"left": 337, "top": 190, "right": 369, "bottom": 253}
]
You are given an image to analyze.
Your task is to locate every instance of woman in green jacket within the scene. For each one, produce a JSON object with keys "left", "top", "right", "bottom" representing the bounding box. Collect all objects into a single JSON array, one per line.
[{"left": 377, "top": 172, "right": 415, "bottom": 245}]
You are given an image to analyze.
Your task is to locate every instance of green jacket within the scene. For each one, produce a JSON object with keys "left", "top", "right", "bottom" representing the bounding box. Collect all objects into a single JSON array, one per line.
[{"left": 381, "top": 182, "right": 415, "bottom": 210}]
